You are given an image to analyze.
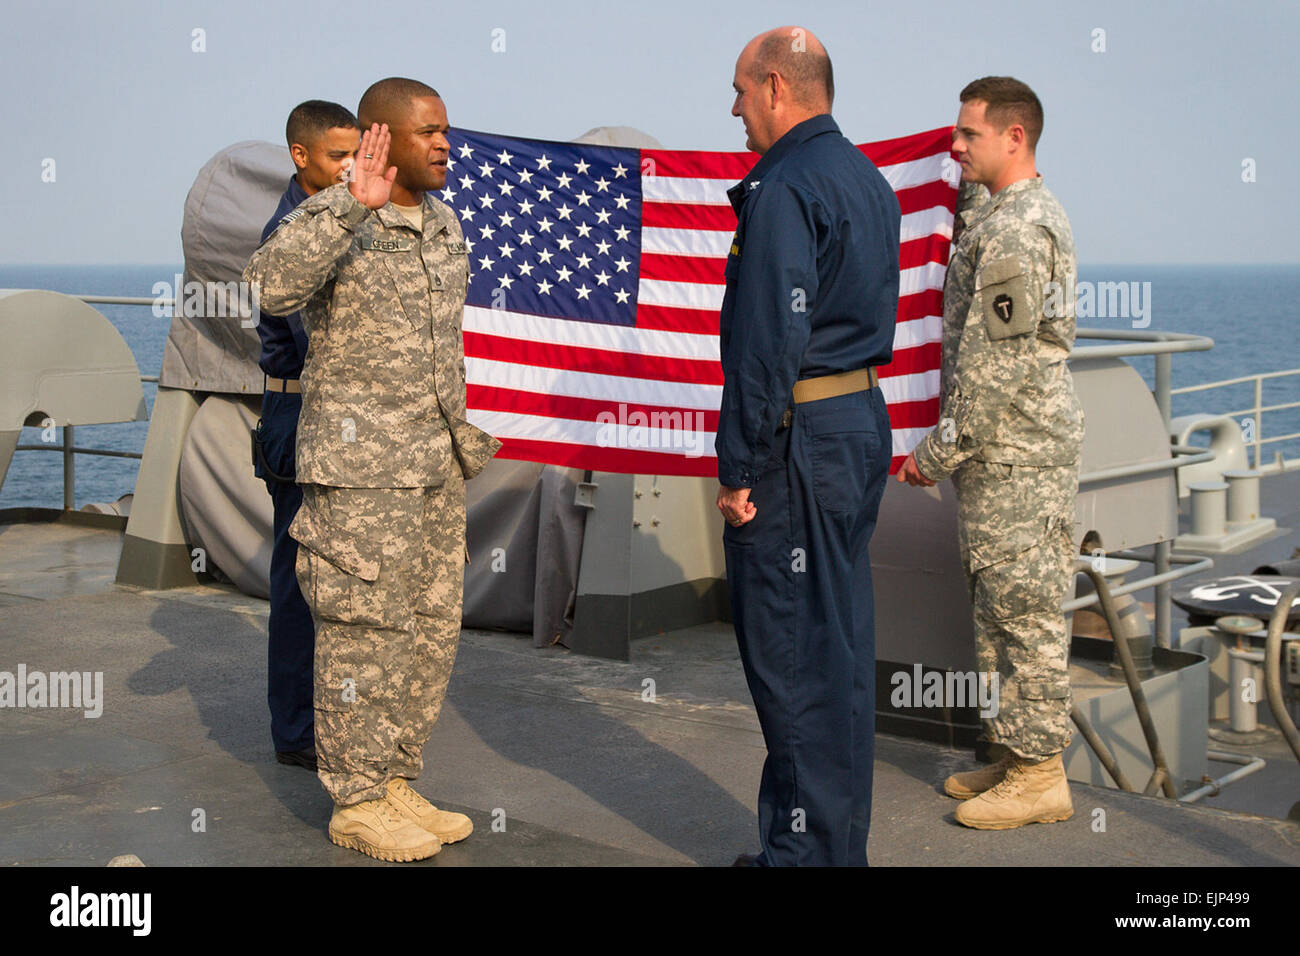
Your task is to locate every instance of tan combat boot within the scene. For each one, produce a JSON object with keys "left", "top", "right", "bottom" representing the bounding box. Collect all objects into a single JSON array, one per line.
[
  {"left": 328, "top": 795, "right": 442, "bottom": 862},
  {"left": 943, "top": 751, "right": 1015, "bottom": 799},
  {"left": 386, "top": 778, "right": 474, "bottom": 844},
  {"left": 954, "top": 753, "right": 1073, "bottom": 830}
]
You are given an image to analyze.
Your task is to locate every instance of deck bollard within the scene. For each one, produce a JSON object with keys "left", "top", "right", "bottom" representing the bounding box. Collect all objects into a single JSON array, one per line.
[
  {"left": 1223, "top": 469, "right": 1262, "bottom": 524},
  {"left": 1188, "top": 480, "right": 1228, "bottom": 537}
]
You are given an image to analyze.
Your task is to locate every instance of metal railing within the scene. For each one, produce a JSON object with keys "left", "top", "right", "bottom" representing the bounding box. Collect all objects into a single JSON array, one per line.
[
  {"left": 1063, "top": 550, "right": 1213, "bottom": 614},
  {"left": 11, "top": 376, "right": 156, "bottom": 511},
  {"left": 1170, "top": 368, "right": 1300, "bottom": 473},
  {"left": 73, "top": 295, "right": 171, "bottom": 307},
  {"left": 1072, "top": 327, "right": 1215, "bottom": 426},
  {"left": 1071, "top": 329, "right": 1217, "bottom": 649},
  {"left": 5, "top": 296, "right": 170, "bottom": 512}
]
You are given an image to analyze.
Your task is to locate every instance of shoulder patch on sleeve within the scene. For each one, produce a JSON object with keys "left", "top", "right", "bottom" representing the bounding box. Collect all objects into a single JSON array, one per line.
[
  {"left": 278, "top": 208, "right": 304, "bottom": 227},
  {"left": 977, "top": 256, "right": 1036, "bottom": 340}
]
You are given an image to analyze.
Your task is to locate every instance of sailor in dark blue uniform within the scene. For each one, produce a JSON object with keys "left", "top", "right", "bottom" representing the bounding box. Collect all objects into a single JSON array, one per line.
[
  {"left": 253, "top": 100, "right": 360, "bottom": 770},
  {"left": 719, "top": 28, "right": 901, "bottom": 866}
]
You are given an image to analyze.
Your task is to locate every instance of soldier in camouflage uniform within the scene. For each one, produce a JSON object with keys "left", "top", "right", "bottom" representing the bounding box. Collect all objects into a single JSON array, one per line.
[
  {"left": 244, "top": 78, "right": 500, "bottom": 861},
  {"left": 898, "top": 77, "right": 1083, "bottom": 830}
]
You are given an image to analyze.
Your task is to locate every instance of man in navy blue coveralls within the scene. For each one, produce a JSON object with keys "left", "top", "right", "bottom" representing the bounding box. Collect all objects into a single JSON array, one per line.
[
  {"left": 253, "top": 101, "right": 360, "bottom": 769},
  {"left": 718, "top": 28, "right": 901, "bottom": 866}
]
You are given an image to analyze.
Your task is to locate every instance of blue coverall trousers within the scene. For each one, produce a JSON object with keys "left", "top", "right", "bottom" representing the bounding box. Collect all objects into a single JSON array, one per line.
[
  {"left": 256, "top": 390, "right": 316, "bottom": 754},
  {"left": 724, "top": 387, "right": 891, "bottom": 866}
]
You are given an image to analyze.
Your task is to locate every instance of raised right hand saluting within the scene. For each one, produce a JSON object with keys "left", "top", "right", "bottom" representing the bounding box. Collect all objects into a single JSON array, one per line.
[{"left": 348, "top": 123, "right": 398, "bottom": 210}]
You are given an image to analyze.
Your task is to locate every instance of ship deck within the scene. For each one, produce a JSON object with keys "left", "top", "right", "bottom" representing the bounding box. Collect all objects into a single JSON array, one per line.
[{"left": 1, "top": 515, "right": 1298, "bottom": 867}]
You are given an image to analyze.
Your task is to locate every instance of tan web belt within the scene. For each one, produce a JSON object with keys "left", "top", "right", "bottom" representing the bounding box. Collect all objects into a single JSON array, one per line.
[
  {"left": 264, "top": 376, "right": 301, "bottom": 394},
  {"left": 791, "top": 367, "right": 878, "bottom": 404}
]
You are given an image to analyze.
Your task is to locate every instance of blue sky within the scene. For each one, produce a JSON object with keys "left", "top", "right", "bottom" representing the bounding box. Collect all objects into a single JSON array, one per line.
[{"left": 2, "top": 0, "right": 1295, "bottom": 264}]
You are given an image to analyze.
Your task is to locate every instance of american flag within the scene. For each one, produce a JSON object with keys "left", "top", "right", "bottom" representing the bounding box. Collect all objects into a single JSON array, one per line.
[{"left": 443, "top": 126, "right": 956, "bottom": 476}]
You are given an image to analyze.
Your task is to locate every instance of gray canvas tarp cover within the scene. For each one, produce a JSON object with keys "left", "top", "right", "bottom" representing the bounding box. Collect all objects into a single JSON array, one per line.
[{"left": 170, "top": 138, "right": 591, "bottom": 646}]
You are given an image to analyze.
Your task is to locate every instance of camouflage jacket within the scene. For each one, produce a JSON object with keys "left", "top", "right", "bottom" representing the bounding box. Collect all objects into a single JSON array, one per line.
[
  {"left": 951, "top": 181, "right": 989, "bottom": 246},
  {"left": 244, "top": 183, "right": 501, "bottom": 488},
  {"left": 912, "top": 176, "right": 1083, "bottom": 482}
]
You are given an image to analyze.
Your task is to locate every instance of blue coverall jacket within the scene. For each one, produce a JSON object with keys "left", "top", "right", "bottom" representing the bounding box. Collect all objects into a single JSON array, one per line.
[
  {"left": 717, "top": 114, "right": 899, "bottom": 488},
  {"left": 718, "top": 114, "right": 901, "bottom": 866}
]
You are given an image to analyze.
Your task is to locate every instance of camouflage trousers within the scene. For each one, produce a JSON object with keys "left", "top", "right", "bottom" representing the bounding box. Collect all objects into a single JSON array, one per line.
[
  {"left": 952, "top": 460, "right": 1078, "bottom": 761},
  {"left": 291, "top": 471, "right": 466, "bottom": 805}
]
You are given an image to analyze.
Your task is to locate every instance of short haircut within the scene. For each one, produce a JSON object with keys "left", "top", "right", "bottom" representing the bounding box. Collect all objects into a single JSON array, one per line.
[
  {"left": 357, "top": 77, "right": 441, "bottom": 129},
  {"left": 285, "top": 100, "right": 359, "bottom": 149},
  {"left": 750, "top": 31, "right": 834, "bottom": 109},
  {"left": 960, "top": 76, "right": 1044, "bottom": 150}
]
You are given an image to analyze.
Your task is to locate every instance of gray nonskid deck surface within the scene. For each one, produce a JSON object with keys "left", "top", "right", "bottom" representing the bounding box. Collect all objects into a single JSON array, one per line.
[{"left": 0, "top": 587, "right": 1297, "bottom": 867}]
